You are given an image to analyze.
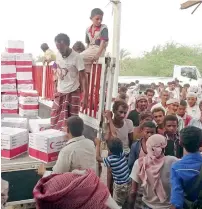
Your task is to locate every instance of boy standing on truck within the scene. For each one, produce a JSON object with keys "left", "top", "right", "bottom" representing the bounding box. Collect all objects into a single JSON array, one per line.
[
  {"left": 40, "top": 43, "right": 56, "bottom": 64},
  {"left": 41, "top": 43, "right": 58, "bottom": 92}
]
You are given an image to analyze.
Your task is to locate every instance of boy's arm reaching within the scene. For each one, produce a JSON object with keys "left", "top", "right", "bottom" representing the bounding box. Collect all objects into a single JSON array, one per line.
[
  {"left": 107, "top": 167, "right": 113, "bottom": 194},
  {"left": 95, "top": 138, "right": 103, "bottom": 163}
]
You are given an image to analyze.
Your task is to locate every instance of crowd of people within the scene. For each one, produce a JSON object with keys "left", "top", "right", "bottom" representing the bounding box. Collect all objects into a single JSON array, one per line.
[
  {"left": 109, "top": 80, "right": 202, "bottom": 208},
  {"left": 1, "top": 6, "right": 202, "bottom": 209},
  {"left": 3, "top": 85, "right": 202, "bottom": 209}
]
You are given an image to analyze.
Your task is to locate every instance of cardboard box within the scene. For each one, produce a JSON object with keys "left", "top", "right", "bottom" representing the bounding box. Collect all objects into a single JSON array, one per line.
[
  {"left": 19, "top": 90, "right": 39, "bottom": 104},
  {"left": 15, "top": 53, "right": 32, "bottom": 66},
  {"left": 29, "top": 129, "right": 66, "bottom": 163},
  {"left": 16, "top": 66, "right": 33, "bottom": 80},
  {"left": 5, "top": 40, "right": 24, "bottom": 53},
  {"left": 1, "top": 127, "right": 28, "bottom": 159},
  {"left": 29, "top": 118, "right": 51, "bottom": 133},
  {"left": 1, "top": 102, "right": 18, "bottom": 114},
  {"left": 1, "top": 79, "right": 17, "bottom": 92},
  {"left": 2, "top": 118, "right": 28, "bottom": 129},
  {"left": 1, "top": 53, "right": 16, "bottom": 65},
  {"left": 17, "top": 80, "right": 34, "bottom": 91},
  {"left": 19, "top": 104, "right": 39, "bottom": 117},
  {"left": 1, "top": 92, "right": 18, "bottom": 102},
  {"left": 1, "top": 65, "right": 16, "bottom": 79}
]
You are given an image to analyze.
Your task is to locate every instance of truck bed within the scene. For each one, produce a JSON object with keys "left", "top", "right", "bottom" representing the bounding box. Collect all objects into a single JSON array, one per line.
[
  {"left": 2, "top": 153, "right": 39, "bottom": 166},
  {"left": 2, "top": 152, "right": 55, "bottom": 172},
  {"left": 2, "top": 153, "right": 55, "bottom": 203}
]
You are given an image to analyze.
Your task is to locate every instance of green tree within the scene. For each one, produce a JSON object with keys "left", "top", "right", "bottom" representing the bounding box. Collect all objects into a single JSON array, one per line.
[
  {"left": 120, "top": 48, "right": 131, "bottom": 72},
  {"left": 120, "top": 43, "right": 202, "bottom": 76},
  {"left": 120, "top": 48, "right": 131, "bottom": 60}
]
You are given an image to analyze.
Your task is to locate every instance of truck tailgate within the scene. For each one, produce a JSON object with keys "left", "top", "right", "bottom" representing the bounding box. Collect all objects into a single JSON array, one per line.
[{"left": 2, "top": 153, "right": 55, "bottom": 203}]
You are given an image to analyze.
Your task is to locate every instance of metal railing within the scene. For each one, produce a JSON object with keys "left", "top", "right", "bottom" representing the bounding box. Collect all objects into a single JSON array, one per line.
[
  {"left": 32, "top": 63, "right": 54, "bottom": 100},
  {"left": 32, "top": 57, "right": 115, "bottom": 122}
]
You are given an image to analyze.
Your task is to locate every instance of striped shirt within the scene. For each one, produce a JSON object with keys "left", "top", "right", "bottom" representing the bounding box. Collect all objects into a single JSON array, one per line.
[{"left": 103, "top": 152, "right": 130, "bottom": 185}]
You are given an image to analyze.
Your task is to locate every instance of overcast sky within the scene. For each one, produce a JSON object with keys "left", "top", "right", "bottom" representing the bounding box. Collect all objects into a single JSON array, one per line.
[{"left": 0, "top": 0, "right": 202, "bottom": 57}]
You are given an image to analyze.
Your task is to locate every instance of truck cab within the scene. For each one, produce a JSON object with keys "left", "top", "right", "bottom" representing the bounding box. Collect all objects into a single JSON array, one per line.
[{"left": 173, "top": 65, "right": 202, "bottom": 87}]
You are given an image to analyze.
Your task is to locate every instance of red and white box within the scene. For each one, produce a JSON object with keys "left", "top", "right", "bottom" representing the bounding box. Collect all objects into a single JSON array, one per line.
[
  {"left": 19, "top": 90, "right": 39, "bottom": 104},
  {"left": 17, "top": 80, "right": 34, "bottom": 91},
  {"left": 1, "top": 53, "right": 16, "bottom": 65},
  {"left": 1, "top": 79, "right": 17, "bottom": 92},
  {"left": 5, "top": 40, "right": 24, "bottom": 53},
  {"left": 1, "top": 127, "right": 28, "bottom": 159},
  {"left": 19, "top": 103, "right": 39, "bottom": 117},
  {"left": 1, "top": 65, "right": 16, "bottom": 79},
  {"left": 29, "top": 129, "right": 66, "bottom": 163},
  {"left": 1, "top": 102, "right": 18, "bottom": 114},
  {"left": 1, "top": 92, "right": 18, "bottom": 102},
  {"left": 29, "top": 119, "right": 51, "bottom": 133},
  {"left": 16, "top": 66, "right": 33, "bottom": 80},
  {"left": 15, "top": 53, "right": 32, "bottom": 66},
  {"left": 2, "top": 118, "right": 28, "bottom": 129}
]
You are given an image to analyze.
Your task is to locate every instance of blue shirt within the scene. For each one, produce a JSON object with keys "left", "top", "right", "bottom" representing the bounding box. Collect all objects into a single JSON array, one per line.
[
  {"left": 170, "top": 152, "right": 202, "bottom": 208},
  {"left": 103, "top": 152, "right": 130, "bottom": 185},
  {"left": 128, "top": 140, "right": 141, "bottom": 173}
]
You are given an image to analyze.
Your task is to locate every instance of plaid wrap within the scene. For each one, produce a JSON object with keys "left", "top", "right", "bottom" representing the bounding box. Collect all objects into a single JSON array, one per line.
[
  {"left": 33, "top": 169, "right": 110, "bottom": 209},
  {"left": 50, "top": 88, "right": 80, "bottom": 130}
]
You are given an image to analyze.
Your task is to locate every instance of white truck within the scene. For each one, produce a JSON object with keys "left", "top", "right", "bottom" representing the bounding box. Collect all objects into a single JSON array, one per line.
[{"left": 119, "top": 65, "right": 202, "bottom": 87}]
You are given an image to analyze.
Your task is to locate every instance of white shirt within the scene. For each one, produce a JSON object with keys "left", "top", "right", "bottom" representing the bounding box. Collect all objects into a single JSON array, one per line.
[
  {"left": 130, "top": 156, "right": 178, "bottom": 209},
  {"left": 45, "top": 136, "right": 96, "bottom": 175},
  {"left": 127, "top": 87, "right": 134, "bottom": 98},
  {"left": 128, "top": 96, "right": 136, "bottom": 111},
  {"left": 56, "top": 50, "right": 85, "bottom": 93},
  {"left": 115, "top": 119, "right": 133, "bottom": 154},
  {"left": 187, "top": 104, "right": 201, "bottom": 120},
  {"left": 189, "top": 119, "right": 202, "bottom": 129},
  {"left": 153, "top": 89, "right": 159, "bottom": 100}
]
